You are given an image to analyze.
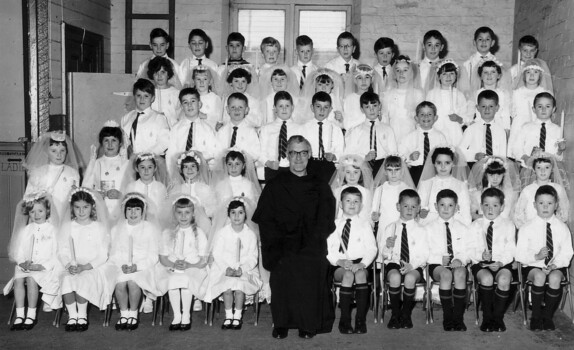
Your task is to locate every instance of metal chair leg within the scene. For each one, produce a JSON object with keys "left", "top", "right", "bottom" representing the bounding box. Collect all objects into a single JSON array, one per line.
[
  {"left": 254, "top": 292, "right": 260, "bottom": 326},
  {"left": 7, "top": 299, "right": 15, "bottom": 326}
]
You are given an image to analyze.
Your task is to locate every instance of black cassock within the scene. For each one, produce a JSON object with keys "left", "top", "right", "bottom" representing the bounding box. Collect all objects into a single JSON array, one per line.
[{"left": 253, "top": 171, "right": 336, "bottom": 333}]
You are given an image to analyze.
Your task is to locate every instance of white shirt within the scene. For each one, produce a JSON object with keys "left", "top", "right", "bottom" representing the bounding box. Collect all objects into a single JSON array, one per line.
[
  {"left": 179, "top": 55, "right": 219, "bottom": 86},
  {"left": 216, "top": 121, "right": 261, "bottom": 161},
  {"left": 324, "top": 56, "right": 361, "bottom": 75},
  {"left": 121, "top": 107, "right": 170, "bottom": 155},
  {"left": 426, "top": 217, "right": 473, "bottom": 265},
  {"left": 378, "top": 219, "right": 429, "bottom": 268},
  {"left": 515, "top": 119, "right": 563, "bottom": 161},
  {"left": 469, "top": 216, "right": 515, "bottom": 265},
  {"left": 418, "top": 176, "right": 472, "bottom": 225},
  {"left": 290, "top": 61, "right": 318, "bottom": 89},
  {"left": 472, "top": 87, "right": 511, "bottom": 130},
  {"left": 342, "top": 93, "right": 367, "bottom": 130},
  {"left": 508, "top": 86, "right": 548, "bottom": 157},
  {"left": 419, "top": 57, "right": 438, "bottom": 91},
  {"left": 258, "top": 118, "right": 301, "bottom": 167},
  {"left": 459, "top": 121, "right": 507, "bottom": 161},
  {"left": 372, "top": 181, "right": 413, "bottom": 229},
  {"left": 425, "top": 88, "right": 470, "bottom": 146},
  {"left": 373, "top": 63, "right": 391, "bottom": 88},
  {"left": 301, "top": 119, "right": 344, "bottom": 160},
  {"left": 345, "top": 120, "right": 398, "bottom": 160},
  {"left": 516, "top": 215, "right": 573, "bottom": 268},
  {"left": 399, "top": 127, "right": 447, "bottom": 167},
  {"left": 152, "top": 87, "right": 181, "bottom": 129},
  {"left": 513, "top": 182, "right": 569, "bottom": 228},
  {"left": 327, "top": 216, "right": 378, "bottom": 267}
]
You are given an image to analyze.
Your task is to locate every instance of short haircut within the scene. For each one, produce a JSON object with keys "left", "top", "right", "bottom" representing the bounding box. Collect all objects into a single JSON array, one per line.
[
  {"left": 179, "top": 87, "right": 200, "bottom": 102},
  {"left": 316, "top": 73, "right": 333, "bottom": 85},
  {"left": 423, "top": 30, "right": 445, "bottom": 45},
  {"left": 311, "top": 91, "right": 332, "bottom": 105},
  {"left": 287, "top": 135, "right": 312, "bottom": 153},
  {"left": 341, "top": 186, "right": 363, "bottom": 201},
  {"left": 23, "top": 196, "right": 51, "bottom": 219},
  {"left": 260, "top": 37, "right": 281, "bottom": 53},
  {"left": 474, "top": 26, "right": 495, "bottom": 40},
  {"left": 533, "top": 92, "right": 556, "bottom": 107},
  {"left": 192, "top": 67, "right": 212, "bottom": 81},
  {"left": 337, "top": 31, "right": 355, "bottom": 46},
  {"left": 48, "top": 138, "right": 67, "bottom": 152},
  {"left": 133, "top": 78, "right": 155, "bottom": 97},
  {"left": 147, "top": 56, "right": 174, "bottom": 80},
  {"left": 227, "top": 92, "right": 248, "bottom": 106},
  {"left": 373, "top": 37, "right": 395, "bottom": 53},
  {"left": 436, "top": 188, "right": 458, "bottom": 204},
  {"left": 359, "top": 91, "right": 380, "bottom": 106},
  {"left": 271, "top": 68, "right": 287, "bottom": 79},
  {"left": 227, "top": 67, "right": 252, "bottom": 84},
  {"left": 227, "top": 32, "right": 245, "bottom": 46},
  {"left": 481, "top": 187, "right": 505, "bottom": 205},
  {"left": 384, "top": 155, "right": 402, "bottom": 168},
  {"left": 179, "top": 154, "right": 200, "bottom": 176},
  {"left": 225, "top": 150, "right": 247, "bottom": 176},
  {"left": 519, "top": 35, "right": 539, "bottom": 50},
  {"left": 124, "top": 196, "right": 145, "bottom": 218},
  {"left": 227, "top": 199, "right": 246, "bottom": 216},
  {"left": 295, "top": 35, "right": 313, "bottom": 47},
  {"left": 416, "top": 101, "right": 437, "bottom": 115},
  {"left": 478, "top": 60, "right": 502, "bottom": 76},
  {"left": 274, "top": 90, "right": 293, "bottom": 106},
  {"left": 535, "top": 184, "right": 558, "bottom": 202},
  {"left": 398, "top": 189, "right": 420, "bottom": 204},
  {"left": 174, "top": 197, "right": 194, "bottom": 211},
  {"left": 437, "top": 62, "right": 458, "bottom": 78},
  {"left": 532, "top": 157, "right": 552, "bottom": 169},
  {"left": 98, "top": 126, "right": 123, "bottom": 146},
  {"left": 431, "top": 147, "right": 455, "bottom": 164},
  {"left": 150, "top": 28, "right": 169, "bottom": 42},
  {"left": 477, "top": 89, "right": 499, "bottom": 105},
  {"left": 188, "top": 28, "right": 208, "bottom": 43}
]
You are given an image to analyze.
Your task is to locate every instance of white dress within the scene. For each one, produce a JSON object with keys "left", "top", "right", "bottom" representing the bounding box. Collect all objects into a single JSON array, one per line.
[
  {"left": 171, "top": 181, "right": 217, "bottom": 217},
  {"left": 125, "top": 179, "right": 167, "bottom": 212},
  {"left": 3, "top": 222, "right": 62, "bottom": 309},
  {"left": 214, "top": 175, "right": 258, "bottom": 204},
  {"left": 426, "top": 88, "right": 470, "bottom": 146},
  {"left": 152, "top": 86, "right": 181, "bottom": 129},
  {"left": 204, "top": 224, "right": 262, "bottom": 301},
  {"left": 372, "top": 181, "right": 412, "bottom": 231},
  {"left": 333, "top": 184, "right": 373, "bottom": 224},
  {"left": 25, "top": 164, "right": 79, "bottom": 218},
  {"left": 383, "top": 88, "right": 424, "bottom": 141},
  {"left": 342, "top": 93, "right": 367, "bottom": 131},
  {"left": 199, "top": 91, "right": 223, "bottom": 129},
  {"left": 418, "top": 176, "right": 472, "bottom": 225}
]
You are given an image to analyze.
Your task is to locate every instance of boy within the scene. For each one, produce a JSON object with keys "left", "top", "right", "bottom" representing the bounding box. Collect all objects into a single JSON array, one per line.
[
  {"left": 302, "top": 91, "right": 344, "bottom": 183},
  {"left": 121, "top": 79, "right": 169, "bottom": 156},
  {"left": 510, "top": 35, "right": 552, "bottom": 86},
  {"left": 259, "top": 37, "right": 281, "bottom": 72},
  {"left": 325, "top": 32, "right": 361, "bottom": 75},
  {"left": 378, "top": 189, "right": 428, "bottom": 329},
  {"left": 516, "top": 185, "right": 573, "bottom": 331},
  {"left": 459, "top": 90, "right": 507, "bottom": 168},
  {"left": 259, "top": 91, "right": 301, "bottom": 181},
  {"left": 426, "top": 189, "right": 472, "bottom": 331},
  {"left": 216, "top": 92, "right": 261, "bottom": 162},
  {"left": 470, "top": 188, "right": 516, "bottom": 332},
  {"left": 462, "top": 27, "right": 497, "bottom": 88},
  {"left": 218, "top": 32, "right": 250, "bottom": 76},
  {"left": 399, "top": 101, "right": 447, "bottom": 186},
  {"left": 179, "top": 29, "right": 218, "bottom": 87},
  {"left": 373, "top": 37, "right": 396, "bottom": 87},
  {"left": 345, "top": 92, "right": 397, "bottom": 176},
  {"left": 419, "top": 30, "right": 446, "bottom": 91},
  {"left": 165, "top": 88, "right": 220, "bottom": 177},
  {"left": 327, "top": 186, "right": 377, "bottom": 334},
  {"left": 291, "top": 35, "right": 318, "bottom": 90},
  {"left": 513, "top": 92, "right": 565, "bottom": 164},
  {"left": 222, "top": 67, "right": 262, "bottom": 128},
  {"left": 136, "top": 28, "right": 182, "bottom": 87}
]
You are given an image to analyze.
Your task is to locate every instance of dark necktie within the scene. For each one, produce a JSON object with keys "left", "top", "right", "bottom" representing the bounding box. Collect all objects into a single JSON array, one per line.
[
  {"left": 539, "top": 122, "right": 546, "bottom": 151},
  {"left": 485, "top": 124, "right": 493, "bottom": 156},
  {"left": 130, "top": 112, "right": 143, "bottom": 144},
  {"left": 370, "top": 121, "right": 377, "bottom": 157},
  {"left": 445, "top": 222, "right": 453, "bottom": 257},
  {"left": 197, "top": 58, "right": 202, "bottom": 66},
  {"left": 423, "top": 132, "right": 430, "bottom": 163},
  {"left": 400, "top": 223, "right": 410, "bottom": 263},
  {"left": 545, "top": 222, "right": 553, "bottom": 265},
  {"left": 382, "top": 66, "right": 387, "bottom": 79},
  {"left": 486, "top": 221, "right": 494, "bottom": 253},
  {"left": 230, "top": 126, "right": 238, "bottom": 147},
  {"left": 340, "top": 219, "right": 351, "bottom": 253},
  {"left": 345, "top": 63, "right": 350, "bottom": 73},
  {"left": 278, "top": 121, "right": 287, "bottom": 160},
  {"left": 300, "top": 65, "right": 307, "bottom": 89},
  {"left": 186, "top": 122, "right": 194, "bottom": 151},
  {"left": 318, "top": 122, "right": 324, "bottom": 159}
]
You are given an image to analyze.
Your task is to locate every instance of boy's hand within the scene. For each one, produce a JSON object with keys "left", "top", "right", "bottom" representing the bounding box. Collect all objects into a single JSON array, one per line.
[
  {"left": 337, "top": 259, "right": 352, "bottom": 269},
  {"left": 235, "top": 267, "right": 243, "bottom": 277},
  {"left": 324, "top": 153, "right": 336, "bottom": 162},
  {"left": 488, "top": 262, "right": 501, "bottom": 272},
  {"left": 225, "top": 267, "right": 235, "bottom": 276},
  {"left": 530, "top": 147, "right": 543, "bottom": 157},
  {"left": 557, "top": 140, "right": 566, "bottom": 153},
  {"left": 371, "top": 211, "right": 381, "bottom": 222},
  {"left": 535, "top": 247, "right": 549, "bottom": 260},
  {"left": 90, "top": 144, "right": 98, "bottom": 161},
  {"left": 419, "top": 209, "right": 429, "bottom": 219},
  {"left": 106, "top": 189, "right": 121, "bottom": 200},
  {"left": 28, "top": 263, "right": 45, "bottom": 272},
  {"left": 410, "top": 151, "right": 420, "bottom": 161},
  {"left": 482, "top": 250, "right": 492, "bottom": 261},
  {"left": 386, "top": 235, "right": 397, "bottom": 248},
  {"left": 448, "top": 113, "right": 463, "bottom": 124},
  {"left": 350, "top": 263, "right": 365, "bottom": 273},
  {"left": 400, "top": 261, "right": 413, "bottom": 274},
  {"left": 442, "top": 255, "right": 452, "bottom": 266},
  {"left": 365, "top": 150, "right": 376, "bottom": 161},
  {"left": 334, "top": 111, "right": 344, "bottom": 123},
  {"left": 450, "top": 259, "right": 463, "bottom": 268},
  {"left": 198, "top": 112, "right": 208, "bottom": 120},
  {"left": 215, "top": 122, "right": 224, "bottom": 132},
  {"left": 265, "top": 161, "right": 279, "bottom": 170},
  {"left": 471, "top": 210, "right": 483, "bottom": 221},
  {"left": 475, "top": 152, "right": 486, "bottom": 161}
]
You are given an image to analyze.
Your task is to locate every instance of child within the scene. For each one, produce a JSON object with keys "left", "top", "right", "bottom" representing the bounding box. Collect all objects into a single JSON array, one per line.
[
  {"left": 220, "top": 66, "right": 262, "bottom": 128},
  {"left": 258, "top": 37, "right": 281, "bottom": 73},
  {"left": 342, "top": 64, "right": 377, "bottom": 130},
  {"left": 205, "top": 198, "right": 263, "bottom": 330},
  {"left": 327, "top": 186, "right": 377, "bottom": 334},
  {"left": 259, "top": 91, "right": 301, "bottom": 181},
  {"left": 399, "top": 101, "right": 447, "bottom": 186},
  {"left": 165, "top": 88, "right": 220, "bottom": 176},
  {"left": 136, "top": 28, "right": 182, "bottom": 88},
  {"left": 373, "top": 37, "right": 396, "bottom": 88},
  {"left": 297, "top": 68, "right": 345, "bottom": 127},
  {"left": 382, "top": 56, "right": 425, "bottom": 141},
  {"left": 516, "top": 185, "right": 573, "bottom": 331},
  {"left": 514, "top": 156, "right": 569, "bottom": 228},
  {"left": 179, "top": 29, "right": 218, "bottom": 87},
  {"left": 217, "top": 32, "right": 250, "bottom": 76},
  {"left": 419, "top": 30, "right": 446, "bottom": 93},
  {"left": 155, "top": 195, "right": 209, "bottom": 331},
  {"left": 124, "top": 153, "right": 168, "bottom": 213},
  {"left": 461, "top": 27, "right": 497, "bottom": 94},
  {"left": 325, "top": 31, "right": 361, "bottom": 76},
  {"left": 291, "top": 35, "right": 318, "bottom": 90},
  {"left": 418, "top": 146, "right": 471, "bottom": 225},
  {"left": 147, "top": 56, "right": 182, "bottom": 128},
  {"left": 121, "top": 79, "right": 170, "bottom": 156},
  {"left": 259, "top": 67, "right": 299, "bottom": 125},
  {"left": 193, "top": 66, "right": 224, "bottom": 129},
  {"left": 371, "top": 156, "right": 415, "bottom": 234},
  {"left": 510, "top": 35, "right": 553, "bottom": 89},
  {"left": 109, "top": 193, "right": 160, "bottom": 331},
  {"left": 378, "top": 189, "right": 428, "bottom": 329},
  {"left": 5, "top": 193, "right": 60, "bottom": 330},
  {"left": 426, "top": 60, "right": 471, "bottom": 146},
  {"left": 345, "top": 91, "right": 398, "bottom": 177},
  {"left": 24, "top": 131, "right": 81, "bottom": 217},
  {"left": 83, "top": 121, "right": 130, "bottom": 220},
  {"left": 58, "top": 188, "right": 114, "bottom": 332},
  {"left": 301, "top": 91, "right": 345, "bottom": 183},
  {"left": 459, "top": 90, "right": 508, "bottom": 167},
  {"left": 470, "top": 60, "right": 512, "bottom": 131},
  {"left": 469, "top": 187, "right": 516, "bottom": 332},
  {"left": 213, "top": 150, "right": 261, "bottom": 204},
  {"left": 426, "top": 189, "right": 472, "bottom": 331},
  {"left": 331, "top": 154, "right": 374, "bottom": 223}
]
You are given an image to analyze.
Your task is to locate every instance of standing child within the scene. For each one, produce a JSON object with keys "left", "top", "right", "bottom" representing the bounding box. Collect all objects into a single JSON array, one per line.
[
  {"left": 373, "top": 37, "right": 396, "bottom": 89},
  {"left": 419, "top": 30, "right": 447, "bottom": 94},
  {"left": 297, "top": 68, "right": 345, "bottom": 127},
  {"left": 516, "top": 185, "right": 573, "bottom": 331},
  {"left": 193, "top": 66, "right": 224, "bottom": 129},
  {"left": 343, "top": 64, "right": 377, "bottom": 130},
  {"left": 179, "top": 29, "right": 218, "bottom": 87},
  {"left": 510, "top": 35, "right": 553, "bottom": 91},
  {"left": 258, "top": 37, "right": 282, "bottom": 73},
  {"left": 325, "top": 31, "right": 361, "bottom": 76},
  {"left": 291, "top": 35, "right": 318, "bottom": 91},
  {"left": 327, "top": 187, "right": 377, "bottom": 334},
  {"left": 461, "top": 27, "right": 497, "bottom": 95},
  {"left": 218, "top": 32, "right": 250, "bottom": 76},
  {"left": 213, "top": 150, "right": 261, "bottom": 204},
  {"left": 124, "top": 153, "right": 168, "bottom": 215},
  {"left": 378, "top": 189, "right": 428, "bottom": 329},
  {"left": 330, "top": 154, "right": 374, "bottom": 223},
  {"left": 471, "top": 60, "right": 512, "bottom": 131},
  {"left": 220, "top": 67, "right": 262, "bottom": 128},
  {"left": 147, "top": 56, "right": 182, "bottom": 128},
  {"left": 136, "top": 28, "right": 182, "bottom": 88},
  {"left": 259, "top": 67, "right": 299, "bottom": 125}
]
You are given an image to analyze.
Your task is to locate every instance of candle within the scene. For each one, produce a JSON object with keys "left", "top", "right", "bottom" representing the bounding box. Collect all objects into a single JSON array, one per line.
[
  {"left": 517, "top": 49, "right": 521, "bottom": 67},
  {"left": 157, "top": 88, "right": 162, "bottom": 113},
  {"left": 450, "top": 86, "right": 454, "bottom": 113},
  {"left": 415, "top": 39, "right": 421, "bottom": 63},
  {"left": 469, "top": 63, "right": 472, "bottom": 87},
  {"left": 560, "top": 110, "right": 565, "bottom": 138},
  {"left": 179, "top": 230, "right": 185, "bottom": 259},
  {"left": 236, "top": 237, "right": 241, "bottom": 263},
  {"left": 69, "top": 237, "right": 77, "bottom": 266},
  {"left": 128, "top": 235, "right": 133, "bottom": 266},
  {"left": 28, "top": 235, "right": 35, "bottom": 262}
]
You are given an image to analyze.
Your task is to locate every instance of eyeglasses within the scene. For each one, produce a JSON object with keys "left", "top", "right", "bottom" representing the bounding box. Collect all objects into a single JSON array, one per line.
[
  {"left": 337, "top": 45, "right": 353, "bottom": 50},
  {"left": 288, "top": 150, "right": 310, "bottom": 158}
]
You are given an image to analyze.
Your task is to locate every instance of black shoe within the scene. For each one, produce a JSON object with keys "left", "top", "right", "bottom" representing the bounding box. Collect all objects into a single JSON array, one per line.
[
  {"left": 10, "top": 317, "right": 24, "bottom": 331},
  {"left": 22, "top": 317, "right": 37, "bottom": 331},
  {"left": 272, "top": 327, "right": 288, "bottom": 339},
  {"left": 530, "top": 318, "right": 543, "bottom": 331},
  {"left": 127, "top": 317, "right": 139, "bottom": 331},
  {"left": 65, "top": 318, "right": 77, "bottom": 332},
  {"left": 180, "top": 323, "right": 191, "bottom": 331},
  {"left": 221, "top": 319, "right": 233, "bottom": 330},
  {"left": 298, "top": 330, "right": 316, "bottom": 339},
  {"left": 231, "top": 319, "right": 243, "bottom": 330},
  {"left": 387, "top": 316, "right": 401, "bottom": 330},
  {"left": 542, "top": 318, "right": 556, "bottom": 331},
  {"left": 169, "top": 323, "right": 181, "bottom": 331},
  {"left": 354, "top": 321, "right": 367, "bottom": 334},
  {"left": 443, "top": 320, "right": 455, "bottom": 332},
  {"left": 115, "top": 317, "right": 128, "bottom": 331},
  {"left": 454, "top": 321, "right": 467, "bottom": 332},
  {"left": 400, "top": 315, "right": 413, "bottom": 329},
  {"left": 480, "top": 319, "right": 493, "bottom": 332},
  {"left": 493, "top": 319, "right": 506, "bottom": 332},
  {"left": 338, "top": 322, "right": 354, "bottom": 334},
  {"left": 76, "top": 318, "right": 89, "bottom": 332}
]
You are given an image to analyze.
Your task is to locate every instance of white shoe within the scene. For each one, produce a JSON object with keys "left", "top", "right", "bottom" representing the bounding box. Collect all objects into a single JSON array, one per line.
[
  {"left": 142, "top": 297, "right": 153, "bottom": 313},
  {"left": 193, "top": 300, "right": 202, "bottom": 311}
]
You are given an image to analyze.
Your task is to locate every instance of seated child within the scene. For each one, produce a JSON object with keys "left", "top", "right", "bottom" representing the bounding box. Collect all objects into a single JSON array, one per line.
[
  {"left": 325, "top": 31, "right": 361, "bottom": 76},
  {"left": 516, "top": 185, "right": 573, "bottom": 331},
  {"left": 290, "top": 35, "right": 318, "bottom": 90},
  {"left": 147, "top": 56, "right": 182, "bottom": 128},
  {"left": 373, "top": 37, "right": 396, "bottom": 88},
  {"left": 469, "top": 188, "right": 516, "bottom": 333},
  {"left": 426, "top": 189, "right": 472, "bottom": 331},
  {"left": 136, "top": 28, "right": 182, "bottom": 88},
  {"left": 510, "top": 35, "right": 553, "bottom": 91},
  {"left": 342, "top": 64, "right": 376, "bottom": 130},
  {"left": 327, "top": 187, "right": 377, "bottom": 334},
  {"left": 220, "top": 67, "right": 262, "bottom": 128},
  {"left": 419, "top": 30, "right": 446, "bottom": 94},
  {"left": 179, "top": 29, "right": 218, "bottom": 87},
  {"left": 331, "top": 154, "right": 374, "bottom": 223},
  {"left": 192, "top": 66, "right": 223, "bottom": 129},
  {"left": 460, "top": 26, "right": 497, "bottom": 95},
  {"left": 399, "top": 101, "right": 447, "bottom": 186},
  {"left": 124, "top": 153, "right": 169, "bottom": 213},
  {"left": 214, "top": 150, "right": 261, "bottom": 204},
  {"left": 378, "top": 189, "right": 428, "bottom": 330}
]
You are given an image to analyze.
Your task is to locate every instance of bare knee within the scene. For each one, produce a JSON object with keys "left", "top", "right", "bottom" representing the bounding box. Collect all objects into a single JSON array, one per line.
[
  {"left": 403, "top": 272, "right": 420, "bottom": 288},
  {"left": 439, "top": 270, "right": 453, "bottom": 283},
  {"left": 341, "top": 270, "right": 355, "bottom": 286},
  {"left": 453, "top": 267, "right": 467, "bottom": 283},
  {"left": 354, "top": 269, "right": 367, "bottom": 283},
  {"left": 496, "top": 271, "right": 511, "bottom": 289},
  {"left": 477, "top": 271, "right": 493, "bottom": 286},
  {"left": 548, "top": 271, "right": 563, "bottom": 288},
  {"left": 530, "top": 270, "right": 546, "bottom": 286},
  {"left": 387, "top": 270, "right": 401, "bottom": 287}
]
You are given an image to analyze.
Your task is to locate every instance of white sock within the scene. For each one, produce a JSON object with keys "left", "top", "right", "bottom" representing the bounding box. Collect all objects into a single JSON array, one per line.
[
  {"left": 168, "top": 290, "right": 182, "bottom": 324},
  {"left": 66, "top": 302, "right": 78, "bottom": 321},
  {"left": 77, "top": 302, "right": 88, "bottom": 319},
  {"left": 233, "top": 308, "right": 242, "bottom": 320},
  {"left": 15, "top": 307, "right": 25, "bottom": 323},
  {"left": 180, "top": 290, "right": 193, "bottom": 324},
  {"left": 119, "top": 309, "right": 127, "bottom": 318},
  {"left": 24, "top": 307, "right": 37, "bottom": 324},
  {"left": 130, "top": 310, "right": 138, "bottom": 319},
  {"left": 225, "top": 308, "right": 233, "bottom": 319}
]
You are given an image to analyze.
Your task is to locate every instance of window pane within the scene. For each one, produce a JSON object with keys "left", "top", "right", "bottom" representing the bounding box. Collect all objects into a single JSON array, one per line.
[
  {"left": 238, "top": 10, "right": 285, "bottom": 65},
  {"left": 299, "top": 10, "right": 347, "bottom": 67}
]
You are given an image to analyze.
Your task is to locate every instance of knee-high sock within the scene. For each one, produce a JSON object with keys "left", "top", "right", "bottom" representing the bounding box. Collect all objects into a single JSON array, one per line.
[
  {"left": 401, "top": 287, "right": 416, "bottom": 318},
  {"left": 542, "top": 287, "right": 562, "bottom": 321},
  {"left": 338, "top": 286, "right": 354, "bottom": 326},
  {"left": 493, "top": 288, "right": 510, "bottom": 321},
  {"left": 180, "top": 289, "right": 193, "bottom": 324},
  {"left": 439, "top": 289, "right": 454, "bottom": 324},
  {"left": 530, "top": 285, "right": 545, "bottom": 320},
  {"left": 355, "top": 283, "right": 370, "bottom": 324},
  {"left": 479, "top": 284, "right": 494, "bottom": 322},
  {"left": 389, "top": 286, "right": 402, "bottom": 318},
  {"left": 452, "top": 288, "right": 467, "bottom": 324},
  {"left": 168, "top": 290, "right": 182, "bottom": 324}
]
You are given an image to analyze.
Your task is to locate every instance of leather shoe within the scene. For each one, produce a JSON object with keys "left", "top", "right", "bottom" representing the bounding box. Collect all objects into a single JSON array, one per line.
[
  {"left": 480, "top": 319, "right": 493, "bottom": 332},
  {"left": 400, "top": 316, "right": 413, "bottom": 329},
  {"left": 387, "top": 316, "right": 400, "bottom": 329},
  {"left": 180, "top": 323, "right": 191, "bottom": 331},
  {"left": 65, "top": 318, "right": 77, "bottom": 332},
  {"left": 493, "top": 319, "right": 506, "bottom": 332},
  {"left": 169, "top": 323, "right": 181, "bottom": 331},
  {"left": 231, "top": 319, "right": 243, "bottom": 330},
  {"left": 221, "top": 319, "right": 233, "bottom": 330},
  {"left": 530, "top": 318, "right": 543, "bottom": 331},
  {"left": 443, "top": 320, "right": 455, "bottom": 332},
  {"left": 127, "top": 317, "right": 139, "bottom": 331},
  {"left": 298, "top": 330, "right": 316, "bottom": 339},
  {"left": 272, "top": 327, "right": 288, "bottom": 339},
  {"left": 10, "top": 317, "right": 25, "bottom": 331},
  {"left": 354, "top": 321, "right": 367, "bottom": 334},
  {"left": 76, "top": 318, "right": 89, "bottom": 332},
  {"left": 542, "top": 318, "right": 555, "bottom": 331},
  {"left": 115, "top": 317, "right": 128, "bottom": 331},
  {"left": 454, "top": 321, "right": 467, "bottom": 332},
  {"left": 338, "top": 322, "right": 354, "bottom": 334}
]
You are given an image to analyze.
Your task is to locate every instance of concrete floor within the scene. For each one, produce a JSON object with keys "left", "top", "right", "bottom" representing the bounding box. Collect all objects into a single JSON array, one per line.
[{"left": 1, "top": 296, "right": 574, "bottom": 350}]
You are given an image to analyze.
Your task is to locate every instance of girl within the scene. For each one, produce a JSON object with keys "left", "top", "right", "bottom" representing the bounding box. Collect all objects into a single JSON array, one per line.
[
  {"left": 214, "top": 150, "right": 261, "bottom": 204},
  {"left": 193, "top": 66, "right": 224, "bottom": 129},
  {"left": 330, "top": 154, "right": 374, "bottom": 222},
  {"left": 426, "top": 60, "right": 471, "bottom": 146},
  {"left": 470, "top": 60, "right": 512, "bottom": 131},
  {"left": 296, "top": 68, "right": 345, "bottom": 126},
  {"left": 4, "top": 193, "right": 60, "bottom": 330},
  {"left": 109, "top": 193, "right": 160, "bottom": 331},
  {"left": 58, "top": 188, "right": 114, "bottom": 332},
  {"left": 417, "top": 146, "right": 471, "bottom": 225},
  {"left": 382, "top": 56, "right": 425, "bottom": 141},
  {"left": 148, "top": 56, "right": 182, "bottom": 128},
  {"left": 220, "top": 66, "right": 262, "bottom": 128},
  {"left": 342, "top": 64, "right": 381, "bottom": 131},
  {"left": 123, "top": 153, "right": 168, "bottom": 217},
  {"left": 205, "top": 198, "right": 262, "bottom": 330},
  {"left": 83, "top": 121, "right": 130, "bottom": 220},
  {"left": 468, "top": 157, "right": 521, "bottom": 220},
  {"left": 155, "top": 195, "right": 209, "bottom": 331},
  {"left": 24, "top": 131, "right": 82, "bottom": 218}
]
